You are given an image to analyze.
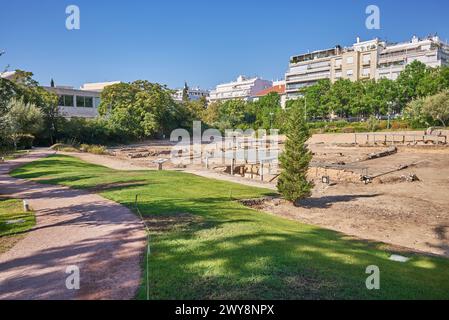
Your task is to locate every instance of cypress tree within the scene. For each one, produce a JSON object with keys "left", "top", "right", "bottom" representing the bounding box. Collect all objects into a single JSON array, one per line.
[
  {"left": 182, "top": 81, "right": 189, "bottom": 102},
  {"left": 277, "top": 103, "right": 314, "bottom": 204}
]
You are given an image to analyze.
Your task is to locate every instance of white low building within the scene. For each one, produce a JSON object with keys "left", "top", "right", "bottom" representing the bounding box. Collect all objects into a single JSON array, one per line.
[
  {"left": 44, "top": 86, "right": 102, "bottom": 119},
  {"left": 80, "top": 81, "right": 121, "bottom": 92},
  {"left": 44, "top": 81, "right": 119, "bottom": 119},
  {"left": 173, "top": 86, "right": 210, "bottom": 102},
  {"left": 209, "top": 75, "right": 272, "bottom": 102}
]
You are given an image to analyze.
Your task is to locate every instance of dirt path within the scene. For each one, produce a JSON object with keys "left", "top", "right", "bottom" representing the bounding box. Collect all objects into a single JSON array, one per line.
[{"left": 0, "top": 151, "right": 146, "bottom": 300}]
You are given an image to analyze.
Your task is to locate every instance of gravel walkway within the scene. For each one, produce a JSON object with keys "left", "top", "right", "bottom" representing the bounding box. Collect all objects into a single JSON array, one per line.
[{"left": 0, "top": 151, "right": 146, "bottom": 300}]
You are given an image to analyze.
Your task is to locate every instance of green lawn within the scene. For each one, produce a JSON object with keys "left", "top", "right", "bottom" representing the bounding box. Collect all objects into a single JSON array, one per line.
[
  {"left": 1, "top": 150, "right": 28, "bottom": 161},
  {"left": 0, "top": 198, "right": 36, "bottom": 254},
  {"left": 11, "top": 155, "right": 449, "bottom": 300}
]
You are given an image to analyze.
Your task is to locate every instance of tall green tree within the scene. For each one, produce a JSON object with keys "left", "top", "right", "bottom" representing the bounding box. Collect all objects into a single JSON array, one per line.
[
  {"left": 397, "top": 60, "right": 429, "bottom": 103},
  {"left": 253, "top": 92, "right": 281, "bottom": 129},
  {"left": 302, "top": 79, "right": 331, "bottom": 119},
  {"left": 182, "top": 82, "right": 189, "bottom": 102},
  {"left": 277, "top": 106, "right": 314, "bottom": 204},
  {"left": 99, "top": 80, "right": 183, "bottom": 139},
  {"left": 0, "top": 71, "right": 59, "bottom": 144}
]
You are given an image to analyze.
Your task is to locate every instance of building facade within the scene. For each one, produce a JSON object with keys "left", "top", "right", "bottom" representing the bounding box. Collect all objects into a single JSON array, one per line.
[
  {"left": 377, "top": 35, "right": 449, "bottom": 80},
  {"left": 173, "top": 87, "right": 210, "bottom": 102},
  {"left": 44, "top": 86, "right": 102, "bottom": 118},
  {"left": 285, "top": 38, "right": 380, "bottom": 100},
  {"left": 285, "top": 35, "right": 449, "bottom": 99},
  {"left": 209, "top": 75, "right": 272, "bottom": 102},
  {"left": 80, "top": 81, "right": 121, "bottom": 92}
]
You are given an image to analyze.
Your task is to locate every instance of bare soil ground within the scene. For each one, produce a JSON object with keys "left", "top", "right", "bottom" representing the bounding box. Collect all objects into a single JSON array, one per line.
[{"left": 64, "top": 131, "right": 449, "bottom": 258}]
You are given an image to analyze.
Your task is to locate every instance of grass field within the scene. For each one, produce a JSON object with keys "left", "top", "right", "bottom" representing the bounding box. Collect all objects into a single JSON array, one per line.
[
  {"left": 0, "top": 198, "right": 36, "bottom": 254},
  {"left": 11, "top": 155, "right": 449, "bottom": 300}
]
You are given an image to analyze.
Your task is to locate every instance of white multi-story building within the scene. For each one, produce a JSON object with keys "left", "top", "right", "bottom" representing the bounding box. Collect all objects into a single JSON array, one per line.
[
  {"left": 209, "top": 75, "right": 272, "bottom": 102},
  {"left": 285, "top": 35, "right": 449, "bottom": 99},
  {"left": 377, "top": 35, "right": 449, "bottom": 80},
  {"left": 173, "top": 86, "right": 209, "bottom": 102}
]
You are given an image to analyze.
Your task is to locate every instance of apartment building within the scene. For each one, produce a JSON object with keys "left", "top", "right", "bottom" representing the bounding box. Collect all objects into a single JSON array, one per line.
[
  {"left": 285, "top": 35, "right": 449, "bottom": 99},
  {"left": 173, "top": 87, "right": 210, "bottom": 102},
  {"left": 209, "top": 75, "right": 272, "bottom": 102},
  {"left": 285, "top": 38, "right": 380, "bottom": 99},
  {"left": 377, "top": 35, "right": 449, "bottom": 80}
]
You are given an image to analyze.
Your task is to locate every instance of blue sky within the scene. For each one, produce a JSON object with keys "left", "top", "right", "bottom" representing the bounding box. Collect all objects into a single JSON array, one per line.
[{"left": 1, "top": 0, "right": 448, "bottom": 89}]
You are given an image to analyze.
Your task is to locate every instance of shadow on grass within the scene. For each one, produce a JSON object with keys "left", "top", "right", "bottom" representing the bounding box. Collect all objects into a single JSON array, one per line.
[{"left": 133, "top": 196, "right": 449, "bottom": 300}]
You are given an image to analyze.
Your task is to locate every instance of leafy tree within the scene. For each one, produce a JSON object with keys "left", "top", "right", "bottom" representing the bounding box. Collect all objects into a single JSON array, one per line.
[
  {"left": 301, "top": 79, "right": 331, "bottom": 119},
  {"left": 397, "top": 61, "right": 428, "bottom": 103},
  {"left": 277, "top": 105, "right": 314, "bottom": 204},
  {"left": 404, "top": 98, "right": 432, "bottom": 128},
  {"left": 99, "top": 80, "right": 183, "bottom": 140},
  {"left": 216, "top": 99, "right": 252, "bottom": 130},
  {"left": 202, "top": 101, "right": 221, "bottom": 126},
  {"left": 0, "top": 71, "right": 59, "bottom": 145},
  {"left": 253, "top": 92, "right": 281, "bottom": 129},
  {"left": 326, "top": 79, "right": 353, "bottom": 118},
  {"left": 0, "top": 78, "right": 17, "bottom": 113},
  {"left": 422, "top": 90, "right": 449, "bottom": 127},
  {"left": 4, "top": 98, "right": 43, "bottom": 149},
  {"left": 362, "top": 78, "right": 400, "bottom": 116}
]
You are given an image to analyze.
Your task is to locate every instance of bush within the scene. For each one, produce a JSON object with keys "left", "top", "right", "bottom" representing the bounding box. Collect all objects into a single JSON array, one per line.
[
  {"left": 50, "top": 143, "right": 108, "bottom": 155},
  {"left": 50, "top": 144, "right": 79, "bottom": 152},
  {"left": 84, "top": 145, "right": 108, "bottom": 155},
  {"left": 16, "top": 134, "right": 35, "bottom": 150}
]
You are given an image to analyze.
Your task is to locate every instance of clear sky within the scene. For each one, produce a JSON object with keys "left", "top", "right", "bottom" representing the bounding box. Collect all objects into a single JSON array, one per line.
[{"left": 1, "top": 0, "right": 448, "bottom": 90}]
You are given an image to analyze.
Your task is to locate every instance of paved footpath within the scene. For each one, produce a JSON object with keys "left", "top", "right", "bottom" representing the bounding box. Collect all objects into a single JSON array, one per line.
[{"left": 0, "top": 151, "right": 146, "bottom": 300}]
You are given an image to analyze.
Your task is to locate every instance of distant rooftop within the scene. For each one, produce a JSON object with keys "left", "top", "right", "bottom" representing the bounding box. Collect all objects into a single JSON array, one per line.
[
  {"left": 0, "top": 71, "right": 16, "bottom": 80},
  {"left": 80, "top": 81, "right": 121, "bottom": 92}
]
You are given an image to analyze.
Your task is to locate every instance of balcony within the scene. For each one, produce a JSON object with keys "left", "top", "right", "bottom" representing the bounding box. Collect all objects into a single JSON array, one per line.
[{"left": 362, "top": 60, "right": 371, "bottom": 66}]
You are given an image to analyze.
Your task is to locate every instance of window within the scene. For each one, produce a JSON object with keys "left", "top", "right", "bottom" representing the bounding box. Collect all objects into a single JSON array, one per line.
[
  {"left": 362, "top": 68, "right": 371, "bottom": 76},
  {"left": 59, "top": 95, "right": 74, "bottom": 107},
  {"left": 85, "top": 97, "right": 93, "bottom": 108},
  {"left": 363, "top": 54, "right": 371, "bottom": 63},
  {"left": 76, "top": 96, "right": 94, "bottom": 108},
  {"left": 346, "top": 69, "right": 354, "bottom": 76},
  {"left": 346, "top": 56, "right": 354, "bottom": 64},
  {"left": 335, "top": 71, "right": 342, "bottom": 78}
]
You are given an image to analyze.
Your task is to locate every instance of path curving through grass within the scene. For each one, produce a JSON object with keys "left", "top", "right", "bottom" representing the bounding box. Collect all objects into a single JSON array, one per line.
[{"left": 11, "top": 154, "right": 449, "bottom": 300}]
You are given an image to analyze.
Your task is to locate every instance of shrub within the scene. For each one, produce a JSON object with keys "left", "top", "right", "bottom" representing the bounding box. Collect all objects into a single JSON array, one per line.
[
  {"left": 50, "top": 144, "right": 79, "bottom": 152},
  {"left": 85, "top": 145, "right": 108, "bottom": 155},
  {"left": 16, "top": 134, "right": 35, "bottom": 150}
]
